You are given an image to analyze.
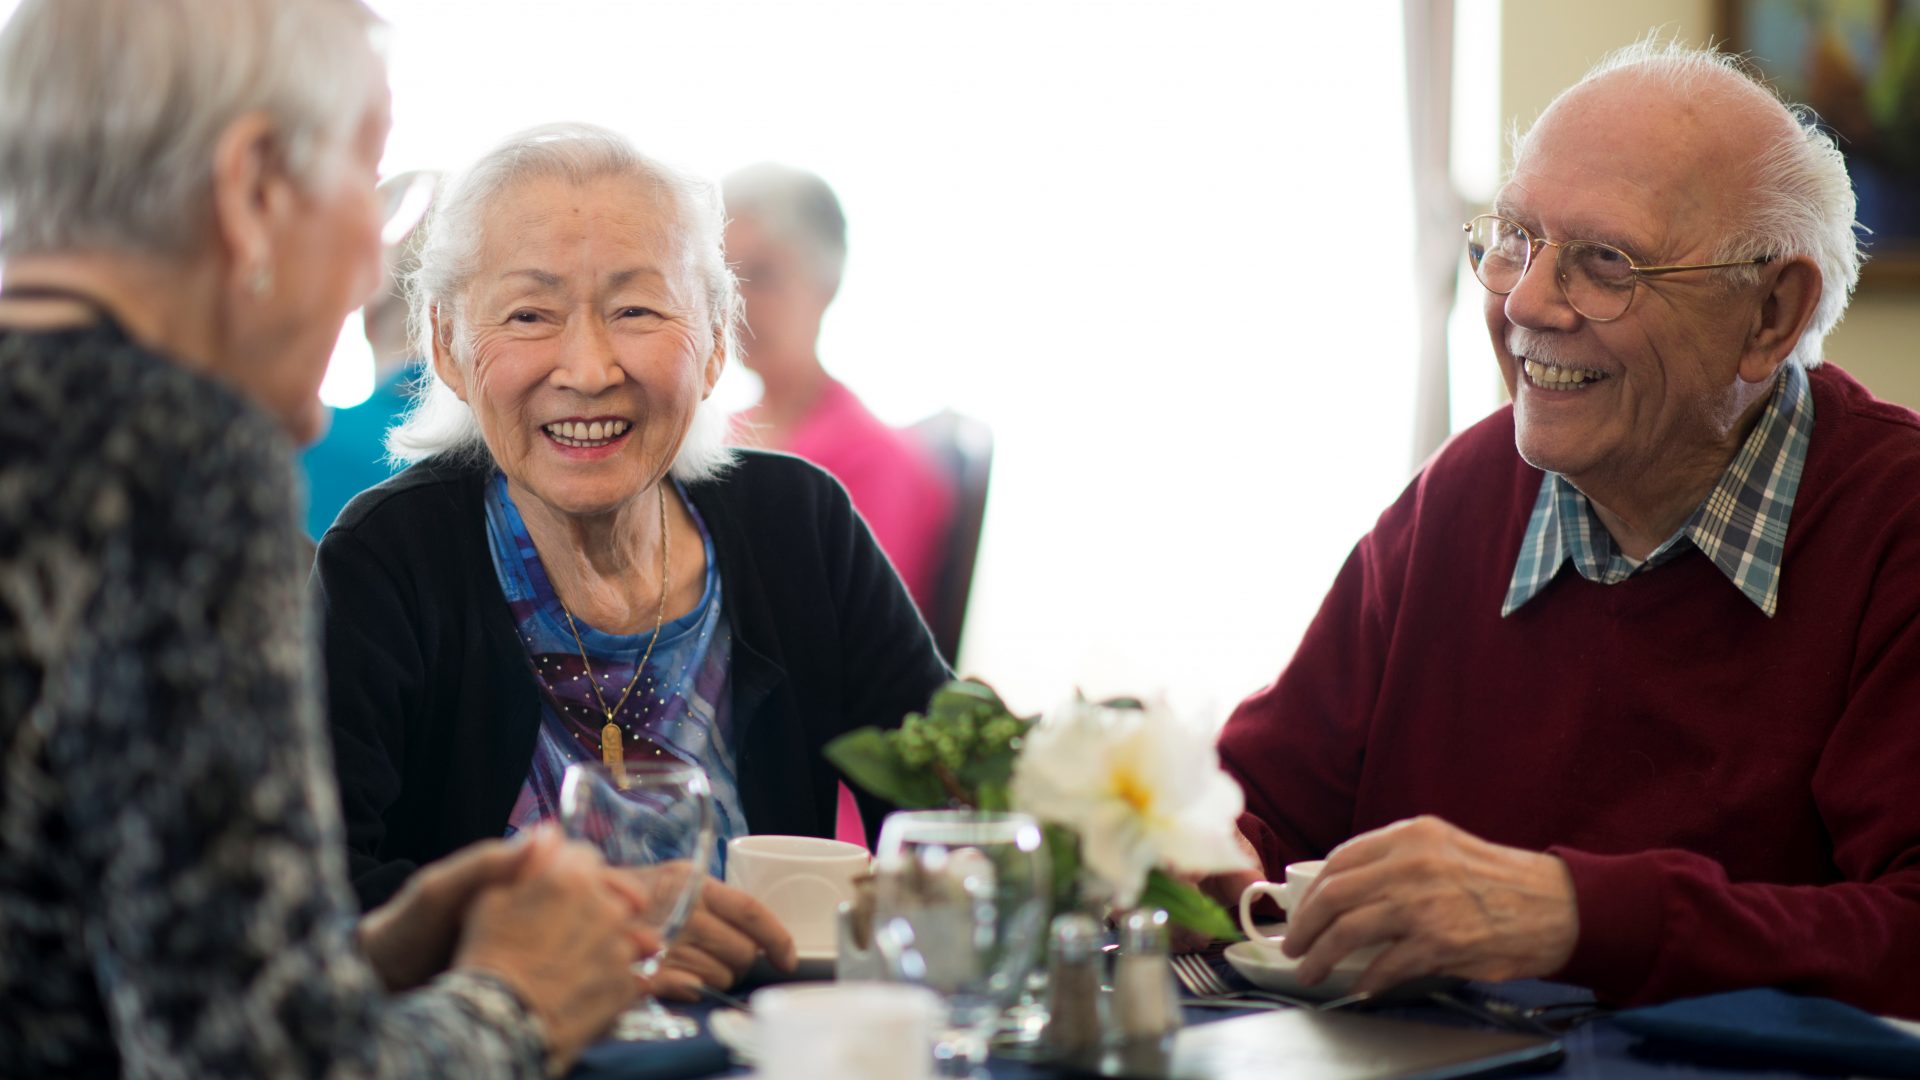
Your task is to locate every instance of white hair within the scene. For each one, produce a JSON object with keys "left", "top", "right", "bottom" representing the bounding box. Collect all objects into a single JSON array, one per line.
[
  {"left": 722, "top": 162, "right": 848, "bottom": 292},
  {"left": 0, "top": 0, "right": 385, "bottom": 258},
  {"left": 1513, "top": 36, "right": 1863, "bottom": 369},
  {"left": 387, "top": 123, "right": 738, "bottom": 483}
]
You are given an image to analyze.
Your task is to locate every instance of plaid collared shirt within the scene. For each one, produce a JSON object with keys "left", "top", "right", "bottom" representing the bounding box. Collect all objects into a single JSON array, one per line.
[{"left": 1503, "top": 363, "right": 1812, "bottom": 618}]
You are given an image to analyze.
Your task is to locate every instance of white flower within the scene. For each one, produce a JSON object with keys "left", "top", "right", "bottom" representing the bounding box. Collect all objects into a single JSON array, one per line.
[{"left": 1009, "top": 698, "right": 1251, "bottom": 908}]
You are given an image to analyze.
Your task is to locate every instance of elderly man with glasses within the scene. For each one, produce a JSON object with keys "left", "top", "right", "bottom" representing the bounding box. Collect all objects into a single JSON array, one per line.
[{"left": 1205, "top": 39, "right": 1920, "bottom": 1017}]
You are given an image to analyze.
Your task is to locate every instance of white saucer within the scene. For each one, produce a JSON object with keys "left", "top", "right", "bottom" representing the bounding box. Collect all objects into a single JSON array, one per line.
[
  {"left": 707, "top": 1007, "right": 758, "bottom": 1065},
  {"left": 1223, "top": 935, "right": 1381, "bottom": 1001}
]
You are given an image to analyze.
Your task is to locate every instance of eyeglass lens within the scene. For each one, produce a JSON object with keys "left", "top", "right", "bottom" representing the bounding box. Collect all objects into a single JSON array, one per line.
[{"left": 1466, "top": 216, "right": 1637, "bottom": 321}]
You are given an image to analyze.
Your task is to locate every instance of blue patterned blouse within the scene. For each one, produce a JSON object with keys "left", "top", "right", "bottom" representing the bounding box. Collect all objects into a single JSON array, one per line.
[{"left": 483, "top": 473, "right": 745, "bottom": 874}]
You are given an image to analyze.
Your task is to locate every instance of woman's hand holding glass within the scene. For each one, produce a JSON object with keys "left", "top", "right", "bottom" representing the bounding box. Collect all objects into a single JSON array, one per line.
[
  {"left": 559, "top": 760, "right": 717, "bottom": 1041},
  {"left": 640, "top": 876, "right": 798, "bottom": 1001}
]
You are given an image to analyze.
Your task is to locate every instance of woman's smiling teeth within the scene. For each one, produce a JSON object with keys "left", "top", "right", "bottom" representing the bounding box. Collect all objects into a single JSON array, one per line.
[
  {"left": 1524, "top": 359, "right": 1608, "bottom": 390},
  {"left": 543, "top": 419, "right": 630, "bottom": 447}
]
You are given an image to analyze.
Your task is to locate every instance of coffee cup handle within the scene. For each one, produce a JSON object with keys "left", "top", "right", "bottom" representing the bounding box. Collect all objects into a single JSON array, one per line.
[{"left": 1238, "top": 882, "right": 1288, "bottom": 946}]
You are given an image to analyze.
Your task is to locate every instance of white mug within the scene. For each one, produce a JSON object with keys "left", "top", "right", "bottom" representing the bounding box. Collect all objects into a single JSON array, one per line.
[
  {"left": 752, "top": 982, "right": 939, "bottom": 1080},
  {"left": 726, "top": 835, "right": 871, "bottom": 955},
  {"left": 1237, "top": 859, "right": 1325, "bottom": 948}
]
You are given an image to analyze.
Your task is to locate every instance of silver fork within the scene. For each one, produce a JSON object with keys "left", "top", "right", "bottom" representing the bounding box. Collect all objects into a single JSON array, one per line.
[
  {"left": 1169, "top": 953, "right": 1233, "bottom": 997},
  {"left": 1171, "top": 954, "right": 1580, "bottom": 1036},
  {"left": 1175, "top": 952, "right": 1466, "bottom": 1014},
  {"left": 1169, "top": 953, "right": 1325, "bottom": 1010}
]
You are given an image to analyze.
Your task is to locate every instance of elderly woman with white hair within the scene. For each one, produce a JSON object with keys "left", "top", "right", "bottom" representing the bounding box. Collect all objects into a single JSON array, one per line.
[
  {"left": 0, "top": 2, "right": 653, "bottom": 1077},
  {"left": 316, "top": 123, "right": 950, "bottom": 994}
]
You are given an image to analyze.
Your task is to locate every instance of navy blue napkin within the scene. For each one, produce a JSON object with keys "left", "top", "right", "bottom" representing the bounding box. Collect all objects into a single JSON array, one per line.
[
  {"left": 567, "top": 1036, "right": 733, "bottom": 1079},
  {"left": 1615, "top": 988, "right": 1920, "bottom": 1077}
]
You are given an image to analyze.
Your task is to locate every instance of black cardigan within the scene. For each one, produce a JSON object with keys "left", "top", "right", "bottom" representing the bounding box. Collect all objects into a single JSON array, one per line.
[{"left": 314, "top": 451, "right": 950, "bottom": 909}]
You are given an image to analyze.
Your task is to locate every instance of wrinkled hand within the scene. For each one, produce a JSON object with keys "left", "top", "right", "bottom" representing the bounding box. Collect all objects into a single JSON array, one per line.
[
  {"left": 1171, "top": 825, "right": 1267, "bottom": 954},
  {"left": 625, "top": 872, "right": 796, "bottom": 1002},
  {"left": 455, "top": 828, "right": 658, "bottom": 1071},
  {"left": 1283, "top": 816, "right": 1577, "bottom": 995},
  {"left": 357, "top": 838, "right": 536, "bottom": 992}
]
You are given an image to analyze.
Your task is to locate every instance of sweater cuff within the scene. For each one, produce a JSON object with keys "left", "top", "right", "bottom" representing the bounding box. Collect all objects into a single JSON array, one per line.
[
  {"left": 1549, "top": 846, "right": 1664, "bottom": 1003},
  {"left": 434, "top": 969, "right": 555, "bottom": 1077}
]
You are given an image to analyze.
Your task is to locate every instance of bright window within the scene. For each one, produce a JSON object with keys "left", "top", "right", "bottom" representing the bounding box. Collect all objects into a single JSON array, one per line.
[{"left": 29, "top": 0, "right": 1426, "bottom": 722}]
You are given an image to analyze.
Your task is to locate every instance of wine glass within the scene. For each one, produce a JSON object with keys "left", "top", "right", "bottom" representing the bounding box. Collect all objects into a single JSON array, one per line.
[
  {"left": 871, "top": 810, "right": 1050, "bottom": 1078},
  {"left": 558, "top": 760, "right": 715, "bottom": 1042}
]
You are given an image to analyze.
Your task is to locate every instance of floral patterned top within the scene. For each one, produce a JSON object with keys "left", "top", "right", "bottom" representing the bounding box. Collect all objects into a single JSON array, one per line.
[
  {"left": 0, "top": 315, "right": 549, "bottom": 1077},
  {"left": 485, "top": 472, "right": 746, "bottom": 875}
]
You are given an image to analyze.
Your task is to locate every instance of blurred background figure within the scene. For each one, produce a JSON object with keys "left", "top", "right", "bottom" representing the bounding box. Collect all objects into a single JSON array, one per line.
[
  {"left": 723, "top": 163, "right": 955, "bottom": 617},
  {"left": 724, "top": 163, "right": 966, "bottom": 852},
  {"left": 302, "top": 170, "right": 437, "bottom": 538}
]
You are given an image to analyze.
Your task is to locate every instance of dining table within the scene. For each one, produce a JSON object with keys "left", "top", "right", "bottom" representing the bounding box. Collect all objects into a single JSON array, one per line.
[{"left": 568, "top": 955, "right": 1896, "bottom": 1080}]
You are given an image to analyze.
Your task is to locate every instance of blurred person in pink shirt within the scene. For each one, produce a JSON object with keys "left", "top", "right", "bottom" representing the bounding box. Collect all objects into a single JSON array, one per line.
[
  {"left": 724, "top": 164, "right": 955, "bottom": 849},
  {"left": 723, "top": 164, "right": 954, "bottom": 616}
]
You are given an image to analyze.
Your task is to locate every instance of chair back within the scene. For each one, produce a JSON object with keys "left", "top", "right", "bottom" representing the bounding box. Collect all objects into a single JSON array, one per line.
[{"left": 909, "top": 410, "right": 993, "bottom": 665}]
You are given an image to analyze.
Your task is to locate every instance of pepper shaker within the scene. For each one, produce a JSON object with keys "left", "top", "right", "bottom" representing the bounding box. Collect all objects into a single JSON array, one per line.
[{"left": 1042, "top": 912, "right": 1106, "bottom": 1056}]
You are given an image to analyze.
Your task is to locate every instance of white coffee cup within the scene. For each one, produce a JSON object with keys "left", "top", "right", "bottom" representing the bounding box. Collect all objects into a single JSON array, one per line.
[
  {"left": 726, "top": 835, "right": 871, "bottom": 955},
  {"left": 752, "top": 982, "right": 939, "bottom": 1080},
  {"left": 1238, "top": 858, "right": 1326, "bottom": 948}
]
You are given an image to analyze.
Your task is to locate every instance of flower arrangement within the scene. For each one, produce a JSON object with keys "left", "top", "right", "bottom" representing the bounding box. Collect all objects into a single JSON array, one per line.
[{"left": 825, "top": 680, "right": 1248, "bottom": 940}]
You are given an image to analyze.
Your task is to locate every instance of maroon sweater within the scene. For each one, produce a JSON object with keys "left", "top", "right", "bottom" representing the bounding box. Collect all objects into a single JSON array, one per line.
[{"left": 1220, "top": 364, "right": 1920, "bottom": 1017}]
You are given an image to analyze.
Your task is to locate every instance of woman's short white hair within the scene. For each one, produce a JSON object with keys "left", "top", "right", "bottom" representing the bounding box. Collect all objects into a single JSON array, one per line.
[
  {"left": 0, "top": 0, "right": 385, "bottom": 258},
  {"left": 387, "top": 123, "right": 738, "bottom": 483},
  {"left": 1515, "top": 36, "right": 1863, "bottom": 370}
]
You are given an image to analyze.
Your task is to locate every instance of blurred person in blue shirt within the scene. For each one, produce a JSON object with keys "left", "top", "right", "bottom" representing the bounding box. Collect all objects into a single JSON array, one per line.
[{"left": 301, "top": 171, "right": 436, "bottom": 538}]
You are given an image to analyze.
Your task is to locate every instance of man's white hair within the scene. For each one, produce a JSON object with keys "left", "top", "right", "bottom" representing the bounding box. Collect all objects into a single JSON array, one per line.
[
  {"left": 0, "top": 0, "right": 385, "bottom": 258},
  {"left": 1512, "top": 36, "right": 1863, "bottom": 369},
  {"left": 386, "top": 123, "right": 738, "bottom": 483}
]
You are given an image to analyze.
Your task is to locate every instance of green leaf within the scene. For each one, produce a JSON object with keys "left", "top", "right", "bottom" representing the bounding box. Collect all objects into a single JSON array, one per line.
[
  {"left": 825, "top": 728, "right": 949, "bottom": 809},
  {"left": 1140, "top": 869, "right": 1243, "bottom": 942},
  {"left": 955, "top": 742, "right": 1019, "bottom": 794},
  {"left": 974, "top": 781, "right": 1012, "bottom": 812},
  {"left": 937, "top": 679, "right": 1007, "bottom": 708}
]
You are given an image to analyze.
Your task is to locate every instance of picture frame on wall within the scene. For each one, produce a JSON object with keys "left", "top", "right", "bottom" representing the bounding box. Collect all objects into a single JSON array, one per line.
[{"left": 1719, "top": 0, "right": 1920, "bottom": 288}]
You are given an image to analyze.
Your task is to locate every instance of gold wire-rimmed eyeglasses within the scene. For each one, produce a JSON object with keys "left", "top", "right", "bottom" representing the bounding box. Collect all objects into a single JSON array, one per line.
[{"left": 1463, "top": 214, "right": 1771, "bottom": 322}]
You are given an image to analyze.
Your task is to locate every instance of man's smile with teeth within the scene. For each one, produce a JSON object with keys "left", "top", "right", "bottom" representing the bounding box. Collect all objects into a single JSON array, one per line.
[
  {"left": 543, "top": 419, "right": 631, "bottom": 446},
  {"left": 1523, "top": 358, "right": 1609, "bottom": 389}
]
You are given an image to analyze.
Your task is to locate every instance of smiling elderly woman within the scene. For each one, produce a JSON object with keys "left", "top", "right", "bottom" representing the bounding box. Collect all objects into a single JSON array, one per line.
[{"left": 316, "top": 123, "right": 949, "bottom": 990}]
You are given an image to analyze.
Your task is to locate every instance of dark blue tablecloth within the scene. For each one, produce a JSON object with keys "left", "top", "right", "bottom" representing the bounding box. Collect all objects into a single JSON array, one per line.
[{"left": 571, "top": 977, "right": 1883, "bottom": 1080}]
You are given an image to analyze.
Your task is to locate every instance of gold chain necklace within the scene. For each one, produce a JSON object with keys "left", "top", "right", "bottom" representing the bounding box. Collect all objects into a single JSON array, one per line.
[{"left": 554, "top": 484, "right": 670, "bottom": 777}]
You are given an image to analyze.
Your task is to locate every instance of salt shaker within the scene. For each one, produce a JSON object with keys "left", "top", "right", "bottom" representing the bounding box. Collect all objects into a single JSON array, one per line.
[
  {"left": 1112, "top": 909, "right": 1183, "bottom": 1040},
  {"left": 1042, "top": 912, "right": 1106, "bottom": 1056}
]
